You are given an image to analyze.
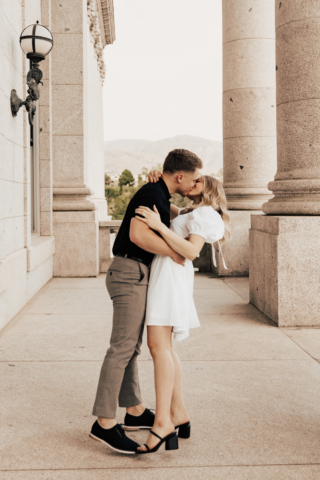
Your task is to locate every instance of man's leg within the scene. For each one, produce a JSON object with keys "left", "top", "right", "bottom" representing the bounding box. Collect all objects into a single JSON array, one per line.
[
  {"left": 118, "top": 318, "right": 145, "bottom": 410},
  {"left": 92, "top": 259, "right": 148, "bottom": 421},
  {"left": 120, "top": 307, "right": 156, "bottom": 431}
]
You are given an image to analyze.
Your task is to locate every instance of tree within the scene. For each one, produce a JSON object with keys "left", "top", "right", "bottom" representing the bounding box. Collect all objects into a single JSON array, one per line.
[
  {"left": 119, "top": 169, "right": 135, "bottom": 192},
  {"left": 105, "top": 174, "right": 111, "bottom": 185},
  {"left": 105, "top": 186, "right": 120, "bottom": 200},
  {"left": 111, "top": 184, "right": 141, "bottom": 219},
  {"left": 112, "top": 195, "right": 130, "bottom": 219}
]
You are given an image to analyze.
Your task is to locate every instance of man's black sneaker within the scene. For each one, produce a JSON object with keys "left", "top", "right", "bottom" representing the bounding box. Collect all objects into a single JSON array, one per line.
[
  {"left": 123, "top": 408, "right": 155, "bottom": 431},
  {"left": 89, "top": 421, "right": 139, "bottom": 454}
]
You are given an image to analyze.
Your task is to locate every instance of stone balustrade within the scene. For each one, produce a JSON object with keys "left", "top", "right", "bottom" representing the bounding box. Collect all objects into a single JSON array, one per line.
[
  {"left": 99, "top": 221, "right": 122, "bottom": 272},
  {"left": 99, "top": 220, "right": 217, "bottom": 273}
]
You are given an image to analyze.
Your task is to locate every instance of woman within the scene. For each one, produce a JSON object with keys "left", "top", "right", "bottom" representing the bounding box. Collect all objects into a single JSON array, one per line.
[{"left": 135, "top": 172, "right": 230, "bottom": 454}]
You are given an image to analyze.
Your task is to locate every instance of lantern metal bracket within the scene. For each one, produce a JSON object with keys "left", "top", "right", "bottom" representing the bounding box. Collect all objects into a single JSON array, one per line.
[{"left": 11, "top": 61, "right": 44, "bottom": 126}]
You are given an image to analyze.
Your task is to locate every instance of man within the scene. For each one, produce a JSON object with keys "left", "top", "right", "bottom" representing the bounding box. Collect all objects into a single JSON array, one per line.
[{"left": 90, "top": 149, "right": 203, "bottom": 454}]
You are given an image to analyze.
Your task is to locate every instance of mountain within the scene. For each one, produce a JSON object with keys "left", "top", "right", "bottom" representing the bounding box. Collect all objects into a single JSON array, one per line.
[{"left": 104, "top": 135, "right": 222, "bottom": 175}]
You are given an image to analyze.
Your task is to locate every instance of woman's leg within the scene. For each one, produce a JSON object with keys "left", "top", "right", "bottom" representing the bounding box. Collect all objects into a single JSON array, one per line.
[
  {"left": 170, "top": 343, "right": 190, "bottom": 426},
  {"left": 137, "top": 326, "right": 175, "bottom": 451}
]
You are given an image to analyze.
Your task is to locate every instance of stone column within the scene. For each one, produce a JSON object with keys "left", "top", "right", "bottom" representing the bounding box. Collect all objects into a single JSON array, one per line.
[
  {"left": 263, "top": 2, "right": 320, "bottom": 214},
  {"left": 250, "top": 1, "right": 320, "bottom": 326},
  {"left": 217, "top": 0, "right": 277, "bottom": 276},
  {"left": 50, "top": 0, "right": 96, "bottom": 277},
  {"left": 50, "top": 0, "right": 115, "bottom": 277}
]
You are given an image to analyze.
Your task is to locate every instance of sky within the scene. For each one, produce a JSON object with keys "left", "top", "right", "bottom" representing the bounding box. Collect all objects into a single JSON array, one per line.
[{"left": 102, "top": 0, "right": 222, "bottom": 142}]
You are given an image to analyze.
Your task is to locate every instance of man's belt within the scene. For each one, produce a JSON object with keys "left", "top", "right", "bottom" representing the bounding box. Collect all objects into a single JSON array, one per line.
[{"left": 115, "top": 254, "right": 150, "bottom": 268}]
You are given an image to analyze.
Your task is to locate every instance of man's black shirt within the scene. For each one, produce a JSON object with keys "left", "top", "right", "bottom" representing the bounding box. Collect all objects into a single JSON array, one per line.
[{"left": 113, "top": 178, "right": 171, "bottom": 264}]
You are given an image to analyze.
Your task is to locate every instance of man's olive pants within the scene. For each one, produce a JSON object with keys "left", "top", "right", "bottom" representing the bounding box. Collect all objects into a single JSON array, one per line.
[{"left": 92, "top": 256, "right": 149, "bottom": 418}]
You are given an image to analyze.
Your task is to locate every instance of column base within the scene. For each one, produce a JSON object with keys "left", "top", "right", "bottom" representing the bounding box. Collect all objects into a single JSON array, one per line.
[
  {"left": 263, "top": 179, "right": 320, "bottom": 214},
  {"left": 225, "top": 186, "right": 273, "bottom": 210},
  {"left": 53, "top": 211, "right": 99, "bottom": 277},
  {"left": 53, "top": 186, "right": 95, "bottom": 211},
  {"left": 213, "top": 210, "right": 261, "bottom": 277},
  {"left": 249, "top": 215, "right": 320, "bottom": 326}
]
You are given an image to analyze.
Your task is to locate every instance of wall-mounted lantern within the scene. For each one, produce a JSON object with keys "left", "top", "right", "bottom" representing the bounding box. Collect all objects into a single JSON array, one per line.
[{"left": 11, "top": 21, "right": 54, "bottom": 125}]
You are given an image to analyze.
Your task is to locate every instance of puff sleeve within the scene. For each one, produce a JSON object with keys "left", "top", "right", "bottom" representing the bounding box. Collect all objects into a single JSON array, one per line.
[{"left": 186, "top": 206, "right": 224, "bottom": 243}]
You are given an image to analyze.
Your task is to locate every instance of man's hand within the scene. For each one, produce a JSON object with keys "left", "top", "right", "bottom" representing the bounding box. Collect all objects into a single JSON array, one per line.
[{"left": 171, "top": 251, "right": 186, "bottom": 266}]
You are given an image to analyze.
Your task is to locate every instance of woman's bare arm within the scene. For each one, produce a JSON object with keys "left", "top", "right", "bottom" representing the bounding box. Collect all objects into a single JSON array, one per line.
[
  {"left": 135, "top": 206, "right": 205, "bottom": 261},
  {"left": 130, "top": 218, "right": 186, "bottom": 265},
  {"left": 154, "top": 226, "right": 205, "bottom": 261}
]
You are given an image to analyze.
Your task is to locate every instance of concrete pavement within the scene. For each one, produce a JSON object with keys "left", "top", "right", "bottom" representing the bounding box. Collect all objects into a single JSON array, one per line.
[{"left": 0, "top": 274, "right": 320, "bottom": 479}]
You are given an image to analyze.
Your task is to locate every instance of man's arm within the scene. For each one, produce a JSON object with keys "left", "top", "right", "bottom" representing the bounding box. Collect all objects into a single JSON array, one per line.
[{"left": 129, "top": 218, "right": 185, "bottom": 265}]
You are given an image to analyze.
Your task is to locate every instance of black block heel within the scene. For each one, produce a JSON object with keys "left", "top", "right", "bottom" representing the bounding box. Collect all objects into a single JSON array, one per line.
[
  {"left": 176, "top": 422, "right": 191, "bottom": 439},
  {"left": 136, "top": 430, "right": 178, "bottom": 455},
  {"left": 165, "top": 432, "right": 179, "bottom": 450}
]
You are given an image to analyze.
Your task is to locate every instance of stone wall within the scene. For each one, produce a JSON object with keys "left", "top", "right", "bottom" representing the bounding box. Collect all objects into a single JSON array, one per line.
[
  {"left": 0, "top": 0, "right": 55, "bottom": 331},
  {"left": 0, "top": 0, "right": 114, "bottom": 329}
]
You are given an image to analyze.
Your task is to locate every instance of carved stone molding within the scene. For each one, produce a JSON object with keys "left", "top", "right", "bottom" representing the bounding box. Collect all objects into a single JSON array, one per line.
[
  {"left": 53, "top": 186, "right": 96, "bottom": 211},
  {"left": 87, "top": 0, "right": 115, "bottom": 83},
  {"left": 101, "top": 0, "right": 116, "bottom": 46}
]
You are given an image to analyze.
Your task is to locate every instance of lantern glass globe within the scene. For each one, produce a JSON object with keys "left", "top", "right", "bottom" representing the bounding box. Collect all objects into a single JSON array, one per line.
[{"left": 20, "top": 23, "right": 53, "bottom": 58}]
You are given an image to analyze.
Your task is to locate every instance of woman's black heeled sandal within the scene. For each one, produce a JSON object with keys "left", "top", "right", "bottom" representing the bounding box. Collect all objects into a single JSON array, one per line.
[
  {"left": 136, "top": 430, "right": 179, "bottom": 454},
  {"left": 175, "top": 422, "right": 191, "bottom": 439}
]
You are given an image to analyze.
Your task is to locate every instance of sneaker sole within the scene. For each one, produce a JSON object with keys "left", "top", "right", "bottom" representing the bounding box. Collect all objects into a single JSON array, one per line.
[
  {"left": 89, "top": 433, "right": 136, "bottom": 455},
  {"left": 122, "top": 425, "right": 152, "bottom": 431}
]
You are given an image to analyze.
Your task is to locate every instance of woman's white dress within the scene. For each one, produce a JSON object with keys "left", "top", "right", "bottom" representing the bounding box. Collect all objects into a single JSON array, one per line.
[{"left": 145, "top": 206, "right": 225, "bottom": 341}]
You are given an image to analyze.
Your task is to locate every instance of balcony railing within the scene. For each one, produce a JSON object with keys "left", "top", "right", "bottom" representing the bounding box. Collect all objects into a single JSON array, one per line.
[
  {"left": 99, "top": 220, "right": 217, "bottom": 273},
  {"left": 99, "top": 221, "right": 122, "bottom": 272}
]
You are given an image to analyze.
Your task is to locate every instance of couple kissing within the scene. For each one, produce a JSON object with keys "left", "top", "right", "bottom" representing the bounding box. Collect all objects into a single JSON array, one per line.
[{"left": 90, "top": 149, "right": 230, "bottom": 454}]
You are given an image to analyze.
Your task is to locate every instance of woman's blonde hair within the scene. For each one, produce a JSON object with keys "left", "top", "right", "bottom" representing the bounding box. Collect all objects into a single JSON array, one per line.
[{"left": 180, "top": 175, "right": 231, "bottom": 244}]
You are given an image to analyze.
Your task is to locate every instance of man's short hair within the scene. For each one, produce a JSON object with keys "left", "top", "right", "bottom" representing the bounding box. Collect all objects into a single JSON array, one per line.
[{"left": 163, "top": 149, "right": 203, "bottom": 174}]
